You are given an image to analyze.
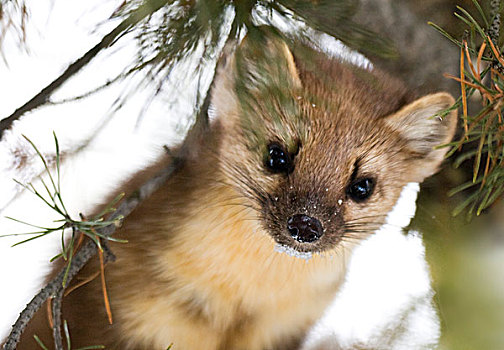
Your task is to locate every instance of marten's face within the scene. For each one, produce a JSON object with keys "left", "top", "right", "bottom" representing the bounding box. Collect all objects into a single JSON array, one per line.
[{"left": 211, "top": 35, "right": 457, "bottom": 254}]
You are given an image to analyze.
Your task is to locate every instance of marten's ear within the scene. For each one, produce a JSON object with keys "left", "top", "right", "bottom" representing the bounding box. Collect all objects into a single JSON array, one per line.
[
  {"left": 210, "top": 32, "right": 300, "bottom": 123},
  {"left": 384, "top": 92, "right": 458, "bottom": 181},
  {"left": 233, "top": 32, "right": 301, "bottom": 91}
]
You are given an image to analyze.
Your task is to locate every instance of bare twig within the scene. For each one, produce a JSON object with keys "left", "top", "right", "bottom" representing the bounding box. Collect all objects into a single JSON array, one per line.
[
  {"left": 51, "top": 291, "right": 64, "bottom": 350},
  {"left": 489, "top": 0, "right": 500, "bottom": 45}
]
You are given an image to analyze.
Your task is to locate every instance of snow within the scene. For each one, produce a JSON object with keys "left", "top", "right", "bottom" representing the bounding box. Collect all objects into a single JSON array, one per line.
[{"left": 274, "top": 244, "right": 313, "bottom": 261}]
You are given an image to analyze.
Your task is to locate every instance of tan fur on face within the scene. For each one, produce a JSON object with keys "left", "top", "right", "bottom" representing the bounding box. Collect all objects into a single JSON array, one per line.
[{"left": 14, "top": 34, "right": 457, "bottom": 350}]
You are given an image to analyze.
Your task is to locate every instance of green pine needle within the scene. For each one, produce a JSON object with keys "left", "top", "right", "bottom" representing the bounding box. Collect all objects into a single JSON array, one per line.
[{"left": 2, "top": 134, "right": 126, "bottom": 279}]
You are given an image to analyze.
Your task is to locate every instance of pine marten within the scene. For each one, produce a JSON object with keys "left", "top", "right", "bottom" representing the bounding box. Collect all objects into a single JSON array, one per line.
[{"left": 13, "top": 32, "right": 457, "bottom": 350}]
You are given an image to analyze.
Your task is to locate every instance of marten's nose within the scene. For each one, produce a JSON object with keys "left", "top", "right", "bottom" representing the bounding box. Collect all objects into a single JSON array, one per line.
[{"left": 287, "top": 214, "right": 324, "bottom": 243}]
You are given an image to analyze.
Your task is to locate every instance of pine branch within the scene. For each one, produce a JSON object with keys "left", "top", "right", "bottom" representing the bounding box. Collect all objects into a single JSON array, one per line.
[
  {"left": 1, "top": 80, "right": 211, "bottom": 347},
  {"left": 431, "top": 0, "right": 504, "bottom": 218},
  {"left": 1, "top": 157, "right": 180, "bottom": 350}
]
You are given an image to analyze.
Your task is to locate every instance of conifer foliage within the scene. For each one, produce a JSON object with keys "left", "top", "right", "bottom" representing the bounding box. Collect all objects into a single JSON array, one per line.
[{"left": 431, "top": 0, "right": 504, "bottom": 218}]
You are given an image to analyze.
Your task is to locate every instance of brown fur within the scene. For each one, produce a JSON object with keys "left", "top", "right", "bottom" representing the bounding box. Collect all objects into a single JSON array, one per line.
[{"left": 13, "top": 34, "right": 457, "bottom": 350}]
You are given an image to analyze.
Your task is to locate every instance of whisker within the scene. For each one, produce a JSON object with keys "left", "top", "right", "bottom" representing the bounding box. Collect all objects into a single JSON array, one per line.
[
  {"left": 344, "top": 222, "right": 383, "bottom": 227},
  {"left": 343, "top": 229, "right": 375, "bottom": 234},
  {"left": 339, "top": 236, "right": 366, "bottom": 244},
  {"left": 345, "top": 214, "right": 387, "bottom": 223}
]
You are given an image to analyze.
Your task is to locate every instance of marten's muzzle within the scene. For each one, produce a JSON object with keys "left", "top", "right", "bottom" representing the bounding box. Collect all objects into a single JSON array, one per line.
[{"left": 260, "top": 187, "right": 344, "bottom": 253}]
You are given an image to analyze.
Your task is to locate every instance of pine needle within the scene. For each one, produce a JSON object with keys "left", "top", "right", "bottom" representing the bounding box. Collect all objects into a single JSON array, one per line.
[
  {"left": 47, "top": 298, "right": 54, "bottom": 329},
  {"left": 464, "top": 41, "right": 478, "bottom": 82},
  {"left": 477, "top": 41, "right": 486, "bottom": 80},
  {"left": 461, "top": 41, "right": 469, "bottom": 137},
  {"left": 33, "top": 335, "right": 50, "bottom": 350},
  {"left": 444, "top": 73, "right": 488, "bottom": 94},
  {"left": 98, "top": 243, "right": 113, "bottom": 325},
  {"left": 73, "top": 231, "right": 85, "bottom": 255},
  {"left": 64, "top": 271, "right": 101, "bottom": 297},
  {"left": 487, "top": 34, "right": 504, "bottom": 67}
]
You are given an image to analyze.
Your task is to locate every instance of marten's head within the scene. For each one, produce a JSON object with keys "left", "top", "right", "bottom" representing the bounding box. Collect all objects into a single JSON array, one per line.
[{"left": 209, "top": 31, "right": 457, "bottom": 254}]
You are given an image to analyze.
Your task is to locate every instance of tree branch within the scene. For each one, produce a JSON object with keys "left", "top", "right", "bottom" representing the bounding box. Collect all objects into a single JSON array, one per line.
[{"left": 2, "top": 75, "right": 212, "bottom": 346}]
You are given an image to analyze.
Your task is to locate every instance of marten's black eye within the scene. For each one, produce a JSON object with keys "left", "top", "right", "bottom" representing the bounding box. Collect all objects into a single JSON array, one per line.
[
  {"left": 265, "top": 143, "right": 293, "bottom": 174},
  {"left": 347, "top": 178, "right": 375, "bottom": 202}
]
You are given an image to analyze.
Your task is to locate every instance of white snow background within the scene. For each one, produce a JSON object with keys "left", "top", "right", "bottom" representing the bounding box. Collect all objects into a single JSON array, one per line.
[{"left": 0, "top": 2, "right": 439, "bottom": 348}]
